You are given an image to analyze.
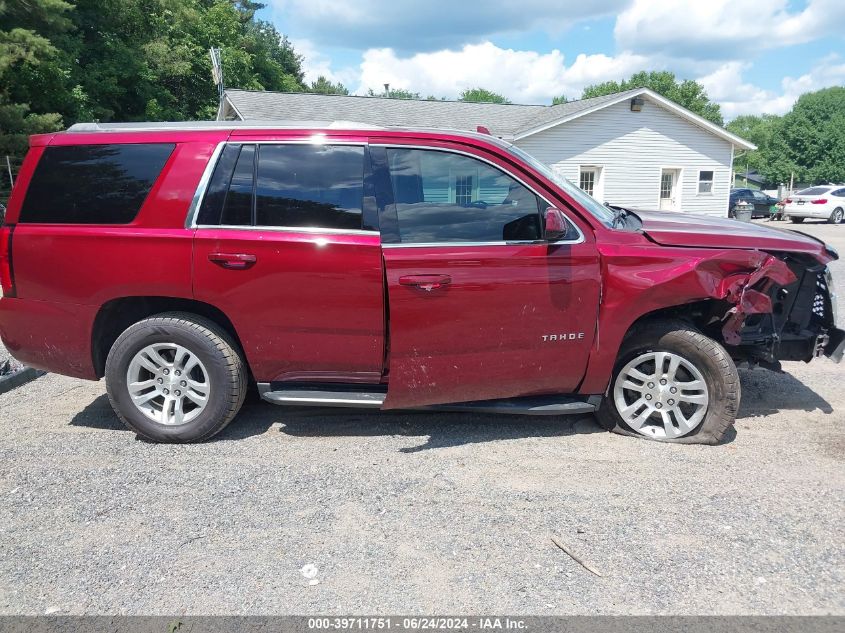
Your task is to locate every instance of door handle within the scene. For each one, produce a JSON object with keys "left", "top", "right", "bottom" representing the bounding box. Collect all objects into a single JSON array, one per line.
[
  {"left": 398, "top": 274, "right": 452, "bottom": 291},
  {"left": 208, "top": 252, "right": 257, "bottom": 270}
]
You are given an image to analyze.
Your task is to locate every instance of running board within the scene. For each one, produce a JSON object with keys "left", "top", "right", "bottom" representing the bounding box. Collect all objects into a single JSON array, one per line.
[
  {"left": 257, "top": 384, "right": 600, "bottom": 415},
  {"left": 258, "top": 383, "right": 385, "bottom": 408},
  {"left": 424, "top": 394, "right": 602, "bottom": 416}
]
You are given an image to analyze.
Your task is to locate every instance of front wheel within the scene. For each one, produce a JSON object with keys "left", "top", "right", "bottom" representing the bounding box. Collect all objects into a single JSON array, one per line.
[
  {"left": 105, "top": 312, "right": 247, "bottom": 443},
  {"left": 829, "top": 208, "right": 844, "bottom": 224},
  {"left": 790, "top": 216, "right": 805, "bottom": 223},
  {"left": 596, "top": 320, "right": 740, "bottom": 445}
]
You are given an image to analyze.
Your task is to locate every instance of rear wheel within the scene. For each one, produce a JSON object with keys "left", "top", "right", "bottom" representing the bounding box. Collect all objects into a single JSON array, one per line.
[
  {"left": 105, "top": 312, "right": 247, "bottom": 443},
  {"left": 790, "top": 216, "right": 805, "bottom": 223},
  {"left": 829, "top": 208, "right": 844, "bottom": 224},
  {"left": 597, "top": 320, "right": 740, "bottom": 445}
]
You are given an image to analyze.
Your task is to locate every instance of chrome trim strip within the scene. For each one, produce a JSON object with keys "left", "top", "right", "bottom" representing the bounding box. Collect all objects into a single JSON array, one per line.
[
  {"left": 185, "top": 141, "right": 225, "bottom": 229},
  {"left": 371, "top": 143, "right": 585, "bottom": 246},
  {"left": 238, "top": 139, "right": 367, "bottom": 146},
  {"left": 195, "top": 223, "right": 379, "bottom": 237},
  {"left": 381, "top": 240, "right": 563, "bottom": 249}
]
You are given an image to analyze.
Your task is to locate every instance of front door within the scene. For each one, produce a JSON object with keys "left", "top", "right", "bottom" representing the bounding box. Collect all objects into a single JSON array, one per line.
[
  {"left": 659, "top": 169, "right": 678, "bottom": 211},
  {"left": 192, "top": 141, "right": 385, "bottom": 384},
  {"left": 373, "top": 144, "right": 601, "bottom": 410}
]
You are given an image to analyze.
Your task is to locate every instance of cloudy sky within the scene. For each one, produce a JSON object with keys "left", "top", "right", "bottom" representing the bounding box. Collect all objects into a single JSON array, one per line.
[{"left": 263, "top": 0, "right": 845, "bottom": 120}]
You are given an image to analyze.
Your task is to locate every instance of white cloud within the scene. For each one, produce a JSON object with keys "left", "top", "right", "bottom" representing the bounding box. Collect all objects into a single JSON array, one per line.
[
  {"left": 356, "top": 42, "right": 650, "bottom": 102},
  {"left": 698, "top": 55, "right": 845, "bottom": 118},
  {"left": 290, "top": 38, "right": 358, "bottom": 88},
  {"left": 279, "top": 1, "right": 845, "bottom": 119},
  {"left": 616, "top": 0, "right": 845, "bottom": 59},
  {"left": 271, "top": 0, "right": 629, "bottom": 52}
]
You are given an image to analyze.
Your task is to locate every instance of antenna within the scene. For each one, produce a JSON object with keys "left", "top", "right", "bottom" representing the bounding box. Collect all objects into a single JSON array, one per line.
[{"left": 210, "top": 47, "right": 224, "bottom": 120}]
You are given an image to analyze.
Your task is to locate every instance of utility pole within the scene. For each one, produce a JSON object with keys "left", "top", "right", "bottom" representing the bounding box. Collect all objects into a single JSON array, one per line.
[
  {"left": 210, "top": 48, "right": 224, "bottom": 120},
  {"left": 384, "top": 83, "right": 390, "bottom": 98},
  {"left": 5, "top": 156, "right": 13, "bottom": 189}
]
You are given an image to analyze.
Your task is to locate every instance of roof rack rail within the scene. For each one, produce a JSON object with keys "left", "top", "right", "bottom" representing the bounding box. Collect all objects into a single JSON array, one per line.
[{"left": 66, "top": 120, "right": 387, "bottom": 133}]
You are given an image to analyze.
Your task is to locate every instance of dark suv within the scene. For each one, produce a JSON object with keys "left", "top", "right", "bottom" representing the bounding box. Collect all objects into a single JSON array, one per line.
[{"left": 0, "top": 122, "right": 841, "bottom": 444}]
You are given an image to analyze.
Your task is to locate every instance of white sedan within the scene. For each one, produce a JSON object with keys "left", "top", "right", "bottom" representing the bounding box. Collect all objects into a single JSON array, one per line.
[{"left": 784, "top": 185, "right": 845, "bottom": 224}]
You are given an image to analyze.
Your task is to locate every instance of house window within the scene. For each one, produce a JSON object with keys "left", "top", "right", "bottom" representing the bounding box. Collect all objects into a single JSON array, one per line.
[
  {"left": 698, "top": 170, "right": 714, "bottom": 194},
  {"left": 579, "top": 168, "right": 597, "bottom": 196},
  {"left": 455, "top": 175, "right": 474, "bottom": 206}
]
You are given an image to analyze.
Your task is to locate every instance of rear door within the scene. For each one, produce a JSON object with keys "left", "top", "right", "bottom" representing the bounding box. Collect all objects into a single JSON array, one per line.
[
  {"left": 372, "top": 142, "right": 601, "bottom": 409},
  {"left": 751, "top": 190, "right": 771, "bottom": 215},
  {"left": 192, "top": 140, "right": 386, "bottom": 384}
]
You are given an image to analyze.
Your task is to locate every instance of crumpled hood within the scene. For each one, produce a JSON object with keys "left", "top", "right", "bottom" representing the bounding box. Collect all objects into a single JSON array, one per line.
[{"left": 634, "top": 209, "right": 831, "bottom": 258}]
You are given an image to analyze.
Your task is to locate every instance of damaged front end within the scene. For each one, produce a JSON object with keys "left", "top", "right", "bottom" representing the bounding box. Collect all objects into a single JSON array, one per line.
[{"left": 720, "top": 253, "right": 844, "bottom": 367}]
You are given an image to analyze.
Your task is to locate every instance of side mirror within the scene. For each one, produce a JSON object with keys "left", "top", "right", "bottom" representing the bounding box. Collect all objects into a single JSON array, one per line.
[{"left": 544, "top": 207, "right": 570, "bottom": 242}]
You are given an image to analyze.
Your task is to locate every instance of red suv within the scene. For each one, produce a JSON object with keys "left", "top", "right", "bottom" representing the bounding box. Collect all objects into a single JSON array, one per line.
[{"left": 1, "top": 122, "right": 842, "bottom": 444}]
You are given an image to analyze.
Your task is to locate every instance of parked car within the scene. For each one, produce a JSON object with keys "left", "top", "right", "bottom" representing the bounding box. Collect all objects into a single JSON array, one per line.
[
  {"left": 0, "top": 122, "right": 842, "bottom": 445},
  {"left": 729, "top": 188, "right": 778, "bottom": 219},
  {"left": 783, "top": 185, "right": 845, "bottom": 224}
]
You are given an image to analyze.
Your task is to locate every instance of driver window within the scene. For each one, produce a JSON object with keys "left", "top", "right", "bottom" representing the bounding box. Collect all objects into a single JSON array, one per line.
[{"left": 385, "top": 148, "right": 543, "bottom": 244}]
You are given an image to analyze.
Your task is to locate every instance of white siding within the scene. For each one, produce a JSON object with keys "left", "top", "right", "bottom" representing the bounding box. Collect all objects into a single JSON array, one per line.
[{"left": 515, "top": 98, "right": 735, "bottom": 216}]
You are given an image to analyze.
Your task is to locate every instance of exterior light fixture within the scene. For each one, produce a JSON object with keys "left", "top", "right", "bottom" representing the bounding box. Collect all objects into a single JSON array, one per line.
[{"left": 630, "top": 97, "right": 645, "bottom": 112}]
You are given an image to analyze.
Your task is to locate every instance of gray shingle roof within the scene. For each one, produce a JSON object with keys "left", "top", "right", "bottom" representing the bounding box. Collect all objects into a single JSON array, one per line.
[
  {"left": 224, "top": 90, "right": 545, "bottom": 137},
  {"left": 224, "top": 88, "right": 644, "bottom": 138},
  {"left": 222, "top": 87, "right": 755, "bottom": 149},
  {"left": 512, "top": 88, "right": 644, "bottom": 132}
]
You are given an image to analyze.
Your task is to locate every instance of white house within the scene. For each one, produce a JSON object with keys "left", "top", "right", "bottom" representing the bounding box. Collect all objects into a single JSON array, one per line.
[{"left": 219, "top": 87, "right": 755, "bottom": 217}]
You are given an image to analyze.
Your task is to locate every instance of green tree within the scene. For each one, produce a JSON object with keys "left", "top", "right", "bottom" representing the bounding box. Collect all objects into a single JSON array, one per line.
[
  {"left": 581, "top": 70, "right": 723, "bottom": 125},
  {"left": 309, "top": 76, "right": 348, "bottom": 95},
  {"left": 368, "top": 87, "right": 420, "bottom": 99},
  {"left": 726, "top": 114, "right": 786, "bottom": 183},
  {"left": 459, "top": 87, "right": 510, "bottom": 104},
  {"left": 0, "top": 0, "right": 73, "bottom": 187},
  {"left": 0, "top": 0, "right": 308, "bottom": 202},
  {"left": 551, "top": 95, "right": 568, "bottom": 105},
  {"left": 767, "top": 87, "right": 845, "bottom": 185}
]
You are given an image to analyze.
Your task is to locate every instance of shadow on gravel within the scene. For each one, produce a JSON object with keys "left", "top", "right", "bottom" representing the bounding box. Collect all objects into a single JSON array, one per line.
[
  {"left": 275, "top": 406, "right": 604, "bottom": 452},
  {"left": 73, "top": 370, "right": 830, "bottom": 446},
  {"left": 70, "top": 394, "right": 604, "bottom": 448},
  {"left": 70, "top": 395, "right": 281, "bottom": 440},
  {"left": 737, "top": 368, "right": 834, "bottom": 419},
  {"left": 70, "top": 394, "right": 126, "bottom": 431}
]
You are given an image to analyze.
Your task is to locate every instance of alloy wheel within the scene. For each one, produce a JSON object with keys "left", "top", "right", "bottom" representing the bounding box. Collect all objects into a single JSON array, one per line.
[
  {"left": 613, "top": 351, "right": 709, "bottom": 439},
  {"left": 126, "top": 343, "right": 210, "bottom": 426}
]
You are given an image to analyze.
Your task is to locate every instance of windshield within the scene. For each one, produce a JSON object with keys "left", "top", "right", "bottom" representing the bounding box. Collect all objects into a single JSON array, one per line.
[
  {"left": 797, "top": 186, "right": 832, "bottom": 196},
  {"left": 505, "top": 145, "right": 615, "bottom": 225}
]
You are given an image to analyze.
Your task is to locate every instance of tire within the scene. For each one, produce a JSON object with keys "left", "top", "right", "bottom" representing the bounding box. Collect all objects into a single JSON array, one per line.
[
  {"left": 829, "top": 208, "right": 844, "bottom": 224},
  {"left": 596, "top": 320, "right": 740, "bottom": 445},
  {"left": 105, "top": 312, "right": 247, "bottom": 443},
  {"left": 790, "top": 217, "right": 805, "bottom": 223}
]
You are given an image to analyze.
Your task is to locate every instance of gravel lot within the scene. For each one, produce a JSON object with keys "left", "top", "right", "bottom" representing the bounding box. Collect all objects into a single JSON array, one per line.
[{"left": 0, "top": 220, "right": 843, "bottom": 615}]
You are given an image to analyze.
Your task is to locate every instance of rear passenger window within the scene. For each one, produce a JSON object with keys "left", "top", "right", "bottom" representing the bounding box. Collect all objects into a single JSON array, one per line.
[
  {"left": 255, "top": 145, "right": 364, "bottom": 230},
  {"left": 385, "top": 148, "right": 542, "bottom": 243},
  {"left": 198, "top": 144, "right": 365, "bottom": 231},
  {"left": 221, "top": 145, "right": 255, "bottom": 226},
  {"left": 20, "top": 143, "right": 174, "bottom": 224}
]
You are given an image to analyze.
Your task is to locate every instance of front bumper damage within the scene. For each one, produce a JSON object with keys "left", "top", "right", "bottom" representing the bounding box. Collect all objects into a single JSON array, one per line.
[{"left": 719, "top": 253, "right": 842, "bottom": 365}]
